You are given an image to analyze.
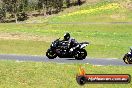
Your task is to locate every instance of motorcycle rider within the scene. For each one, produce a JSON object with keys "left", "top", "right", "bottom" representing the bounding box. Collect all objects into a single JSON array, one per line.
[
  {"left": 129, "top": 47, "right": 132, "bottom": 54},
  {"left": 63, "top": 32, "right": 78, "bottom": 52}
]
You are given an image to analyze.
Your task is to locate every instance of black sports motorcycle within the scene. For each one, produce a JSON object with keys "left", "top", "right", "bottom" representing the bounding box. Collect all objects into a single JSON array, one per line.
[
  {"left": 46, "top": 38, "right": 89, "bottom": 60},
  {"left": 123, "top": 51, "right": 132, "bottom": 64}
]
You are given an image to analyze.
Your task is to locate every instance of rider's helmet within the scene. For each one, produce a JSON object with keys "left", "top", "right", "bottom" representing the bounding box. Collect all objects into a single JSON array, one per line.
[{"left": 64, "top": 32, "right": 70, "bottom": 41}]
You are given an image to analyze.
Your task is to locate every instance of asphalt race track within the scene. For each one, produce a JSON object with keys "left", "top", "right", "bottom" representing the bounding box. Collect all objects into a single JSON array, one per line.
[{"left": 0, "top": 54, "right": 131, "bottom": 66}]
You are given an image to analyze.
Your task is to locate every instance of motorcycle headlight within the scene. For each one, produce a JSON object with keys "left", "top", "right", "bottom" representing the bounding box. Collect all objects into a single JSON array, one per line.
[{"left": 51, "top": 43, "right": 55, "bottom": 47}]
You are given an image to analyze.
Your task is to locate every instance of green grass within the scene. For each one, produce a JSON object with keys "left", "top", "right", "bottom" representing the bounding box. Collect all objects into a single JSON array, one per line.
[
  {"left": 0, "top": 1, "right": 131, "bottom": 88},
  {"left": 0, "top": 60, "right": 131, "bottom": 88},
  {"left": 0, "top": 0, "right": 132, "bottom": 58},
  {"left": 0, "top": 24, "right": 132, "bottom": 58},
  {"left": 0, "top": 39, "right": 49, "bottom": 55}
]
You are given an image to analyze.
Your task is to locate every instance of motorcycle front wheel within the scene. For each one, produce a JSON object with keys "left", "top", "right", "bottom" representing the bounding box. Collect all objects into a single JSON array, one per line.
[
  {"left": 123, "top": 55, "right": 132, "bottom": 64},
  {"left": 74, "top": 49, "right": 87, "bottom": 60},
  {"left": 46, "top": 49, "right": 57, "bottom": 59}
]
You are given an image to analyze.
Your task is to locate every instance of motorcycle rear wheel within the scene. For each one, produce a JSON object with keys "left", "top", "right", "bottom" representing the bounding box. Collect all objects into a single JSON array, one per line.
[
  {"left": 46, "top": 49, "right": 57, "bottom": 59},
  {"left": 74, "top": 49, "right": 87, "bottom": 60}
]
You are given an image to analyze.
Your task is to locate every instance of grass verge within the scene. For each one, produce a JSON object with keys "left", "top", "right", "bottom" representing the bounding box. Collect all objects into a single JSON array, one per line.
[
  {"left": 0, "top": 24, "right": 132, "bottom": 58},
  {"left": 0, "top": 60, "right": 131, "bottom": 88}
]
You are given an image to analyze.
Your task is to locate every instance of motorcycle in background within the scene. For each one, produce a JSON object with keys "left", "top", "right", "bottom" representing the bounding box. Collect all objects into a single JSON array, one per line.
[{"left": 123, "top": 47, "right": 132, "bottom": 64}]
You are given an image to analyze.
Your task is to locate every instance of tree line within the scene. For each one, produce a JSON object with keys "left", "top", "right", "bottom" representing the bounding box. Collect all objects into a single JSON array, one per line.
[{"left": 0, "top": 0, "right": 84, "bottom": 23}]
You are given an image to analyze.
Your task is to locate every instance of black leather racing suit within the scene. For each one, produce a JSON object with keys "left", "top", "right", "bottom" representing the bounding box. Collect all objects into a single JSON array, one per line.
[{"left": 62, "top": 38, "right": 78, "bottom": 52}]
